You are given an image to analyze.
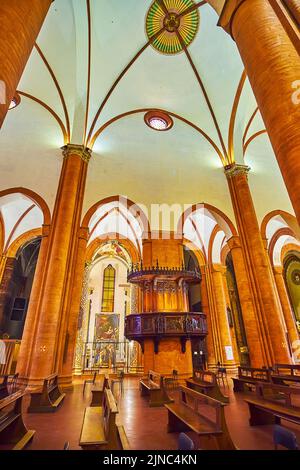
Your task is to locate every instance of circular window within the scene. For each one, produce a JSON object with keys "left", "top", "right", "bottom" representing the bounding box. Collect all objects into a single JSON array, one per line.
[{"left": 144, "top": 110, "right": 173, "bottom": 131}]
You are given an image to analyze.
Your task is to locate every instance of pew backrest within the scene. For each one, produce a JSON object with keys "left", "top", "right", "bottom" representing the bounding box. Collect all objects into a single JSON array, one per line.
[
  {"left": 194, "top": 370, "right": 216, "bottom": 385},
  {"left": 42, "top": 373, "right": 59, "bottom": 393},
  {"left": 179, "top": 385, "right": 224, "bottom": 431},
  {"left": 103, "top": 388, "right": 118, "bottom": 440},
  {"left": 255, "top": 382, "right": 300, "bottom": 408},
  {"left": 273, "top": 364, "right": 300, "bottom": 376},
  {"left": 238, "top": 366, "right": 270, "bottom": 382},
  {"left": 0, "top": 390, "right": 24, "bottom": 411}
]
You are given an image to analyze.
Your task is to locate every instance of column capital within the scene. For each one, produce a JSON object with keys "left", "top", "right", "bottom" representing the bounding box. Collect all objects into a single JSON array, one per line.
[
  {"left": 78, "top": 226, "right": 89, "bottom": 241},
  {"left": 61, "top": 144, "right": 92, "bottom": 163},
  {"left": 227, "top": 235, "right": 241, "bottom": 251},
  {"left": 224, "top": 163, "right": 251, "bottom": 178},
  {"left": 218, "top": 0, "right": 246, "bottom": 37},
  {"left": 211, "top": 263, "right": 227, "bottom": 275},
  {"left": 41, "top": 224, "right": 51, "bottom": 237},
  {"left": 262, "top": 237, "right": 269, "bottom": 251}
]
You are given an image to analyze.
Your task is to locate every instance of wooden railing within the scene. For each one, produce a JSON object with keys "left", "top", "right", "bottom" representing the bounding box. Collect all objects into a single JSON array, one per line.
[{"left": 125, "top": 312, "right": 207, "bottom": 353}]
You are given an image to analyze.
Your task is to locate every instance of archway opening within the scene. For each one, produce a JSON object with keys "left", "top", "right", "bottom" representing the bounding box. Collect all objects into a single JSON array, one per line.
[
  {"left": 0, "top": 237, "right": 41, "bottom": 340},
  {"left": 225, "top": 252, "right": 250, "bottom": 366},
  {"left": 74, "top": 240, "right": 143, "bottom": 375},
  {"left": 284, "top": 251, "right": 300, "bottom": 334}
]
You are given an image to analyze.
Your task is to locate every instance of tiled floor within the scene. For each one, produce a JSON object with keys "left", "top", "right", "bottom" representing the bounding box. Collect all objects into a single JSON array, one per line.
[{"left": 21, "top": 377, "right": 300, "bottom": 450}]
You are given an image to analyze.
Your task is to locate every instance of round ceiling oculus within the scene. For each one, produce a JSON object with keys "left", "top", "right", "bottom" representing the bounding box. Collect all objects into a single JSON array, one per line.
[{"left": 144, "top": 110, "right": 174, "bottom": 131}]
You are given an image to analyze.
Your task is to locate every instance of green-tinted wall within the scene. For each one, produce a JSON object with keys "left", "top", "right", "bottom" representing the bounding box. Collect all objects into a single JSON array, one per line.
[{"left": 285, "top": 255, "right": 300, "bottom": 326}]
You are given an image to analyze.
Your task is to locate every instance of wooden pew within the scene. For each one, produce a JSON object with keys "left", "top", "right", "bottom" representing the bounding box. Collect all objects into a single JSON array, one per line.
[
  {"left": 186, "top": 370, "right": 229, "bottom": 404},
  {"left": 232, "top": 366, "right": 271, "bottom": 392},
  {"left": 271, "top": 364, "right": 300, "bottom": 386},
  {"left": 90, "top": 375, "right": 110, "bottom": 407},
  {"left": 0, "top": 391, "right": 35, "bottom": 450},
  {"left": 0, "top": 373, "right": 19, "bottom": 400},
  {"left": 140, "top": 370, "right": 174, "bottom": 407},
  {"left": 28, "top": 373, "right": 66, "bottom": 413},
  {"left": 165, "top": 386, "right": 237, "bottom": 450},
  {"left": 244, "top": 382, "right": 300, "bottom": 426},
  {"left": 79, "top": 388, "right": 130, "bottom": 450}
]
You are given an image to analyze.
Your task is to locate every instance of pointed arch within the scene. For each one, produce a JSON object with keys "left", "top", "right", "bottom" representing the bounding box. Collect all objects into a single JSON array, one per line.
[
  {"left": 261, "top": 209, "right": 300, "bottom": 242},
  {"left": 6, "top": 228, "right": 42, "bottom": 259},
  {"left": 86, "top": 235, "right": 140, "bottom": 264},
  {"left": 0, "top": 187, "right": 51, "bottom": 226},
  {"left": 178, "top": 202, "right": 237, "bottom": 240},
  {"left": 182, "top": 237, "right": 206, "bottom": 266},
  {"left": 82, "top": 195, "right": 150, "bottom": 235}
]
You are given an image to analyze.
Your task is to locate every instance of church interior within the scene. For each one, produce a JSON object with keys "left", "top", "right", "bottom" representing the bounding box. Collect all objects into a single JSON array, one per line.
[{"left": 0, "top": 0, "right": 300, "bottom": 453}]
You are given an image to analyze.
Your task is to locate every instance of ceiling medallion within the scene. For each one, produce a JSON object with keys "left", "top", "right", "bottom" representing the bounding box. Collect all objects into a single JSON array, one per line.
[
  {"left": 146, "top": 0, "right": 200, "bottom": 55},
  {"left": 144, "top": 110, "right": 174, "bottom": 131},
  {"left": 9, "top": 93, "right": 21, "bottom": 110}
]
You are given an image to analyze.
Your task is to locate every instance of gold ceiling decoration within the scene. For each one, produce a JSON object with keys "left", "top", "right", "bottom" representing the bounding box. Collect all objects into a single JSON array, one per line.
[{"left": 146, "top": 0, "right": 200, "bottom": 55}]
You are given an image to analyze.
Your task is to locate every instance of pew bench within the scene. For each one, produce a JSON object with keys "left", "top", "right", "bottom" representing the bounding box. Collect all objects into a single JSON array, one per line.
[
  {"left": 232, "top": 366, "right": 271, "bottom": 393},
  {"left": 0, "top": 391, "right": 35, "bottom": 450},
  {"left": 245, "top": 382, "right": 300, "bottom": 426},
  {"left": 28, "top": 373, "right": 66, "bottom": 413},
  {"left": 271, "top": 364, "right": 300, "bottom": 386},
  {"left": 140, "top": 370, "right": 174, "bottom": 407},
  {"left": 79, "top": 388, "right": 130, "bottom": 450},
  {"left": 90, "top": 375, "right": 109, "bottom": 407},
  {"left": 186, "top": 370, "right": 229, "bottom": 404},
  {"left": 165, "top": 386, "right": 236, "bottom": 450}
]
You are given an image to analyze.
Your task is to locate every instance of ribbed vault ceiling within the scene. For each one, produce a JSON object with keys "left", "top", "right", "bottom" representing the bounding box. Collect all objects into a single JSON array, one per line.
[{"left": 0, "top": 0, "right": 294, "bottom": 229}]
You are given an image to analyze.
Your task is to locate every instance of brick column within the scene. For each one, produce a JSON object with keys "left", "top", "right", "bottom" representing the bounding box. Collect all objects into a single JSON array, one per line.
[
  {"left": 227, "top": 237, "right": 269, "bottom": 366},
  {"left": 211, "top": 264, "right": 239, "bottom": 370},
  {"left": 221, "top": 267, "right": 240, "bottom": 367},
  {"left": 60, "top": 227, "right": 89, "bottom": 387},
  {"left": 226, "top": 164, "right": 290, "bottom": 365},
  {"left": 200, "top": 265, "right": 217, "bottom": 368},
  {"left": 219, "top": 0, "right": 300, "bottom": 225},
  {"left": 17, "top": 145, "right": 91, "bottom": 388},
  {"left": 273, "top": 266, "right": 299, "bottom": 354},
  {"left": 0, "top": 0, "right": 52, "bottom": 128},
  {"left": 16, "top": 226, "right": 50, "bottom": 381}
]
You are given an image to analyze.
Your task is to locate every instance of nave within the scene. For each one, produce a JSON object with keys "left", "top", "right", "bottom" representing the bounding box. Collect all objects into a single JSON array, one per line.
[
  {"left": 8, "top": 375, "right": 300, "bottom": 451},
  {"left": 0, "top": 0, "right": 300, "bottom": 456}
]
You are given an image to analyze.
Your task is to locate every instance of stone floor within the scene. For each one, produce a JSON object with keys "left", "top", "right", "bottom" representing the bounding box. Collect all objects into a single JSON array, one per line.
[{"left": 21, "top": 376, "right": 300, "bottom": 450}]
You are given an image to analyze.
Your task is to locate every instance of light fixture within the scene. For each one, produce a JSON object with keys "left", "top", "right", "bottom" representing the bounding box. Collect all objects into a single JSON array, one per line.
[
  {"left": 9, "top": 93, "right": 21, "bottom": 110},
  {"left": 144, "top": 110, "right": 173, "bottom": 132}
]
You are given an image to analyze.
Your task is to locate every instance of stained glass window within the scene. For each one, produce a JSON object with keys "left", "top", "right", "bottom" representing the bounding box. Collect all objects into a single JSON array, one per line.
[{"left": 101, "top": 265, "right": 116, "bottom": 312}]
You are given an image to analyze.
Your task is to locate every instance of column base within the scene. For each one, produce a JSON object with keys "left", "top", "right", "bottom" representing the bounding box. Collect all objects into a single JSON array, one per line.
[
  {"left": 17, "top": 374, "right": 74, "bottom": 391},
  {"left": 58, "top": 374, "right": 74, "bottom": 391},
  {"left": 17, "top": 375, "right": 44, "bottom": 391}
]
